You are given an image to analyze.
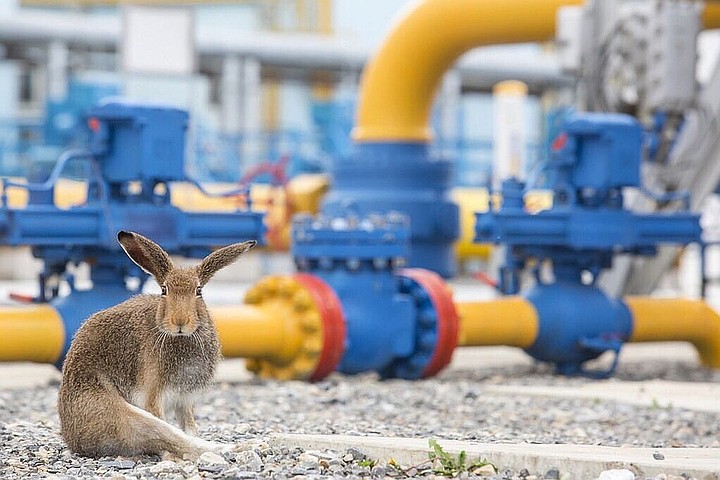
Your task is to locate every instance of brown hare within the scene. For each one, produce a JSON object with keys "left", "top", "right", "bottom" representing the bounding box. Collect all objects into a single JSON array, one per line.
[{"left": 58, "top": 230, "right": 256, "bottom": 459}]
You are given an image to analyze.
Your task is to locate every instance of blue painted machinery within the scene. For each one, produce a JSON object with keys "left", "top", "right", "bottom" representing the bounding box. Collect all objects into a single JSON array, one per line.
[
  {"left": 291, "top": 210, "right": 459, "bottom": 379},
  {"left": 322, "top": 143, "right": 460, "bottom": 278},
  {"left": 0, "top": 101, "right": 265, "bottom": 364},
  {"left": 475, "top": 112, "right": 702, "bottom": 377}
]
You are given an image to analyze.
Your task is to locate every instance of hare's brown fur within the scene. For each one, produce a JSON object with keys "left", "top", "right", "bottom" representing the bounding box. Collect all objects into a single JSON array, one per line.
[{"left": 57, "top": 231, "right": 255, "bottom": 458}]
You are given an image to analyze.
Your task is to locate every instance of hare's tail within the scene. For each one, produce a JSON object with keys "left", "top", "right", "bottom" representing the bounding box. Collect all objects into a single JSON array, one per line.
[{"left": 59, "top": 386, "right": 218, "bottom": 458}]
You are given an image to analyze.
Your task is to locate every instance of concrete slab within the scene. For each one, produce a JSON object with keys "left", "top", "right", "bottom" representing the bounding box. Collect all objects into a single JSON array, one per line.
[
  {"left": 0, "top": 363, "right": 60, "bottom": 389},
  {"left": 269, "top": 434, "right": 720, "bottom": 479},
  {"left": 445, "top": 342, "right": 700, "bottom": 372},
  {"left": 485, "top": 380, "right": 720, "bottom": 413}
]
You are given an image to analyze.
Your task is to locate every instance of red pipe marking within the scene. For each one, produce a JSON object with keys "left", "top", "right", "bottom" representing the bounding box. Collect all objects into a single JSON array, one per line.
[
  {"left": 294, "top": 273, "right": 346, "bottom": 381},
  {"left": 399, "top": 268, "right": 459, "bottom": 378}
]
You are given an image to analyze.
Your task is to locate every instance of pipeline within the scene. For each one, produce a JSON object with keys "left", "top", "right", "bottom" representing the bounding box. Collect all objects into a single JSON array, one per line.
[
  {"left": 0, "top": 305, "right": 64, "bottom": 363},
  {"left": 353, "top": 0, "right": 720, "bottom": 143},
  {"left": 626, "top": 297, "right": 720, "bottom": 368},
  {"left": 3, "top": 278, "right": 720, "bottom": 380},
  {"left": 0, "top": 274, "right": 345, "bottom": 381},
  {"left": 456, "top": 297, "right": 538, "bottom": 349},
  {"left": 456, "top": 294, "right": 720, "bottom": 375}
]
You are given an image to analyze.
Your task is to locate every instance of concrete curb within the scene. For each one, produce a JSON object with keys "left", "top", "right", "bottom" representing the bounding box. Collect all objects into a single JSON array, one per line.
[
  {"left": 269, "top": 434, "right": 720, "bottom": 479},
  {"left": 484, "top": 381, "right": 720, "bottom": 413}
]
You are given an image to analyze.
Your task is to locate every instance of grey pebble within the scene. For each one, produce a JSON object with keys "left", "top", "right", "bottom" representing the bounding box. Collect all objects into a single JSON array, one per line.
[
  {"left": 99, "top": 459, "right": 137, "bottom": 469},
  {"left": 346, "top": 447, "right": 367, "bottom": 461},
  {"left": 235, "top": 449, "right": 263, "bottom": 472},
  {"left": 371, "top": 465, "right": 386, "bottom": 477},
  {"left": 545, "top": 467, "right": 561, "bottom": 479},
  {"left": 198, "top": 451, "right": 228, "bottom": 473}
]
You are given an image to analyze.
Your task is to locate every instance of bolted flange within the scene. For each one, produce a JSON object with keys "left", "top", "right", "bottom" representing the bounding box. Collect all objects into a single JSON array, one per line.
[
  {"left": 243, "top": 274, "right": 345, "bottom": 381},
  {"left": 383, "top": 268, "right": 459, "bottom": 379}
]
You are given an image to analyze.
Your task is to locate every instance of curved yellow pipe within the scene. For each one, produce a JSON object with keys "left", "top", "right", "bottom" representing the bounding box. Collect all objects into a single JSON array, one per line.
[
  {"left": 457, "top": 297, "right": 539, "bottom": 348},
  {"left": 354, "top": 0, "right": 720, "bottom": 143},
  {"left": 353, "top": 0, "right": 582, "bottom": 142},
  {"left": 0, "top": 305, "right": 64, "bottom": 363},
  {"left": 626, "top": 297, "right": 720, "bottom": 369}
]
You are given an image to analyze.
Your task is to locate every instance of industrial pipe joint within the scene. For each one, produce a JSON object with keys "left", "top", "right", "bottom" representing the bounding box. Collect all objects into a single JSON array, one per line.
[
  {"left": 289, "top": 211, "right": 459, "bottom": 379},
  {"left": 474, "top": 112, "right": 702, "bottom": 377},
  {"left": 322, "top": 143, "right": 459, "bottom": 277},
  {"left": 524, "top": 282, "right": 632, "bottom": 377},
  {"left": 0, "top": 101, "right": 265, "bottom": 367}
]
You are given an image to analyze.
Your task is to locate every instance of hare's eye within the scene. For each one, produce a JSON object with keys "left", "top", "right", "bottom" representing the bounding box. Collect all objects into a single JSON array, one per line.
[
  {"left": 195, "top": 286, "right": 203, "bottom": 297},
  {"left": 160, "top": 285, "right": 168, "bottom": 296}
]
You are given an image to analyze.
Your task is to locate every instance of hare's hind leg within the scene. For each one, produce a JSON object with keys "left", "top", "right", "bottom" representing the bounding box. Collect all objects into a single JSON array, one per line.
[
  {"left": 59, "top": 386, "right": 131, "bottom": 457},
  {"left": 122, "top": 402, "right": 217, "bottom": 459}
]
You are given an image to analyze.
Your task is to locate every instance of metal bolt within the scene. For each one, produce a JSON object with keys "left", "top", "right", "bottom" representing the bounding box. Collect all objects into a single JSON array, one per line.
[
  {"left": 259, "top": 277, "right": 279, "bottom": 295},
  {"left": 347, "top": 215, "right": 359, "bottom": 229},
  {"left": 244, "top": 287, "right": 263, "bottom": 304},
  {"left": 277, "top": 278, "right": 297, "bottom": 297},
  {"left": 301, "top": 312, "right": 321, "bottom": 332},
  {"left": 372, "top": 258, "right": 388, "bottom": 270},
  {"left": 419, "top": 331, "right": 437, "bottom": 351},
  {"left": 245, "top": 359, "right": 261, "bottom": 374},
  {"left": 409, "top": 355, "right": 427, "bottom": 369},
  {"left": 293, "top": 290, "right": 313, "bottom": 312},
  {"left": 359, "top": 218, "right": 375, "bottom": 231},
  {"left": 419, "top": 310, "right": 436, "bottom": 327},
  {"left": 331, "top": 217, "right": 349, "bottom": 230},
  {"left": 303, "top": 337, "right": 323, "bottom": 355},
  {"left": 291, "top": 357, "right": 316, "bottom": 378},
  {"left": 393, "top": 257, "right": 407, "bottom": 268}
]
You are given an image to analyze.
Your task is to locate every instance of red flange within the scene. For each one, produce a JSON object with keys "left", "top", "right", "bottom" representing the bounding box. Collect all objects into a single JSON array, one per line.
[
  {"left": 399, "top": 268, "right": 459, "bottom": 378},
  {"left": 294, "top": 273, "right": 346, "bottom": 381}
]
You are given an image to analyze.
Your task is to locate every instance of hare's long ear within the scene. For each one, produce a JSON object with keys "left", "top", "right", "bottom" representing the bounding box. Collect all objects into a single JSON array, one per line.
[
  {"left": 196, "top": 240, "right": 256, "bottom": 285},
  {"left": 117, "top": 231, "right": 173, "bottom": 284}
]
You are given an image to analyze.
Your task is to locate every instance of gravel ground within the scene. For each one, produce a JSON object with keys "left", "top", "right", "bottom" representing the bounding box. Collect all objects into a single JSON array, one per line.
[{"left": 1, "top": 355, "right": 719, "bottom": 480}]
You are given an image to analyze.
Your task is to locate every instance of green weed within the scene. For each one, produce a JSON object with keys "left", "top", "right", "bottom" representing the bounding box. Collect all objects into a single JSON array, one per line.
[{"left": 427, "top": 439, "right": 496, "bottom": 477}]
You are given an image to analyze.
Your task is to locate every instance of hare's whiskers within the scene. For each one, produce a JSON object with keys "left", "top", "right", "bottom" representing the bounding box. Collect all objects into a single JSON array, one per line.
[
  {"left": 192, "top": 330, "right": 206, "bottom": 358},
  {"left": 159, "top": 331, "right": 170, "bottom": 357},
  {"left": 151, "top": 326, "right": 166, "bottom": 354}
]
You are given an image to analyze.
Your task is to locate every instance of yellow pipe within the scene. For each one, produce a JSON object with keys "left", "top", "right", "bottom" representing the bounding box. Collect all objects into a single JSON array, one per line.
[
  {"left": 626, "top": 297, "right": 720, "bottom": 369},
  {"left": 210, "top": 303, "right": 301, "bottom": 361},
  {"left": 213, "top": 276, "right": 326, "bottom": 380},
  {"left": 354, "top": 0, "right": 720, "bottom": 143},
  {"left": 704, "top": 4, "right": 720, "bottom": 29},
  {"left": 353, "top": 0, "right": 582, "bottom": 142},
  {"left": 452, "top": 187, "right": 492, "bottom": 262},
  {"left": 0, "top": 305, "right": 64, "bottom": 363},
  {"left": 457, "top": 297, "right": 539, "bottom": 349}
]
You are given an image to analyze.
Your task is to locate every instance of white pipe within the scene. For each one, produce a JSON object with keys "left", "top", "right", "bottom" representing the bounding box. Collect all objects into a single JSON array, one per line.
[{"left": 0, "top": 10, "right": 572, "bottom": 92}]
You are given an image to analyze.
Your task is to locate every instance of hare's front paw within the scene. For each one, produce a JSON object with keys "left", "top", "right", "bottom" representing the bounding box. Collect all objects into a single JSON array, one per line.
[{"left": 191, "top": 437, "right": 228, "bottom": 454}]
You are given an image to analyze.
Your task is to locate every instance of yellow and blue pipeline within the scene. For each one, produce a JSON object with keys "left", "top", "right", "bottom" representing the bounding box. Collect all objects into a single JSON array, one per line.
[{"left": 4, "top": 0, "right": 720, "bottom": 382}]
